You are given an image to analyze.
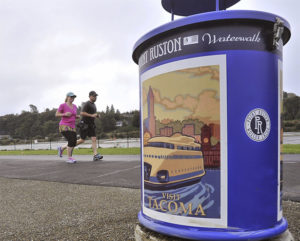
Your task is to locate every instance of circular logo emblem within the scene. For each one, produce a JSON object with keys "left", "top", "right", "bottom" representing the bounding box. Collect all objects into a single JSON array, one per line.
[{"left": 244, "top": 108, "right": 271, "bottom": 142}]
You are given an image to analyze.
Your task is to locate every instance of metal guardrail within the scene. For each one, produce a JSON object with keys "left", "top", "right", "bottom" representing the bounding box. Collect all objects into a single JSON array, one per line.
[{"left": 0, "top": 138, "right": 141, "bottom": 151}]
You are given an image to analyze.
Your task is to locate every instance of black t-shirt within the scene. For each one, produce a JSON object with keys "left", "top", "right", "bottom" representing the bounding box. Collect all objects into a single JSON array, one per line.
[{"left": 81, "top": 101, "right": 97, "bottom": 125}]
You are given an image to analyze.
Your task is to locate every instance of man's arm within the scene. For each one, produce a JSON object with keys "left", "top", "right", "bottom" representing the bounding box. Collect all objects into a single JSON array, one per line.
[{"left": 80, "top": 111, "right": 98, "bottom": 118}]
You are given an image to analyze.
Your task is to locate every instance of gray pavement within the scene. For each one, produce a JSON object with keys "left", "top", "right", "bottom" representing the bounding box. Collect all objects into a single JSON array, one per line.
[
  {"left": 281, "top": 154, "right": 300, "bottom": 202},
  {"left": 0, "top": 155, "right": 140, "bottom": 189},
  {"left": 0, "top": 154, "right": 299, "bottom": 240},
  {"left": 0, "top": 154, "right": 298, "bottom": 201}
]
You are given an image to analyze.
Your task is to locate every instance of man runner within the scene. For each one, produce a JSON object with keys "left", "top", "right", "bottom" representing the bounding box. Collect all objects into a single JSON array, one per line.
[{"left": 77, "top": 91, "right": 103, "bottom": 161}]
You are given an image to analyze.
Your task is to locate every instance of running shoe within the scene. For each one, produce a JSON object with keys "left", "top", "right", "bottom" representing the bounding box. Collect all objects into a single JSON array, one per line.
[
  {"left": 66, "top": 157, "right": 76, "bottom": 164},
  {"left": 57, "top": 146, "right": 63, "bottom": 158},
  {"left": 93, "top": 154, "right": 103, "bottom": 161}
]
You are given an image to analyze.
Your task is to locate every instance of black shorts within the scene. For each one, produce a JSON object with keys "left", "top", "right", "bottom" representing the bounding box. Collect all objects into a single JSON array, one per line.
[
  {"left": 80, "top": 125, "right": 96, "bottom": 140},
  {"left": 61, "top": 131, "right": 77, "bottom": 147}
]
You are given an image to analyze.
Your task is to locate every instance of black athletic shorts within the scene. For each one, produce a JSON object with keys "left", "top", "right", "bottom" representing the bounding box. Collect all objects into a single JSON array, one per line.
[{"left": 80, "top": 125, "right": 96, "bottom": 140}]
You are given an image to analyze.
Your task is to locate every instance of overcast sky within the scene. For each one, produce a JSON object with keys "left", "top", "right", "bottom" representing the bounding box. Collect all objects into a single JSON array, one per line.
[{"left": 0, "top": 0, "right": 299, "bottom": 116}]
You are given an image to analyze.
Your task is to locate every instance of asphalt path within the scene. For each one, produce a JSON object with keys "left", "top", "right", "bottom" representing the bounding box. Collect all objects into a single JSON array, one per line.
[
  {"left": 0, "top": 154, "right": 299, "bottom": 201},
  {"left": 0, "top": 155, "right": 141, "bottom": 189},
  {"left": 282, "top": 154, "right": 300, "bottom": 201}
]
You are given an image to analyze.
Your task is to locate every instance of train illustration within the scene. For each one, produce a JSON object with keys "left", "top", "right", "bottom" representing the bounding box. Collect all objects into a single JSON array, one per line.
[{"left": 143, "top": 133, "right": 206, "bottom": 190}]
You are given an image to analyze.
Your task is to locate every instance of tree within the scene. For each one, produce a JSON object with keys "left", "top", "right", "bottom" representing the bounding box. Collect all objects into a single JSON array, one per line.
[
  {"left": 31, "top": 119, "right": 42, "bottom": 138},
  {"left": 100, "top": 109, "right": 116, "bottom": 132},
  {"left": 0, "top": 105, "right": 141, "bottom": 140},
  {"left": 132, "top": 111, "right": 140, "bottom": 128},
  {"left": 43, "top": 120, "right": 59, "bottom": 137},
  {"left": 283, "top": 95, "right": 300, "bottom": 120},
  {"left": 29, "top": 104, "right": 38, "bottom": 113},
  {"left": 115, "top": 109, "right": 121, "bottom": 121},
  {"left": 110, "top": 105, "right": 115, "bottom": 115}
]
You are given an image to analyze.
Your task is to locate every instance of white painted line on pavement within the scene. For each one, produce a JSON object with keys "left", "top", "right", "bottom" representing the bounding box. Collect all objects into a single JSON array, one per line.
[
  {"left": 95, "top": 165, "right": 140, "bottom": 178},
  {"left": 28, "top": 170, "right": 68, "bottom": 178},
  {"left": 79, "top": 165, "right": 140, "bottom": 182}
]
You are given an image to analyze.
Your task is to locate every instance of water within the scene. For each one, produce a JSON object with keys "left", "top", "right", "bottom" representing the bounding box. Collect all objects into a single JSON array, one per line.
[
  {"left": 283, "top": 132, "right": 300, "bottom": 144},
  {"left": 0, "top": 138, "right": 140, "bottom": 151},
  {"left": 144, "top": 169, "right": 221, "bottom": 219},
  {"left": 0, "top": 132, "right": 299, "bottom": 151}
]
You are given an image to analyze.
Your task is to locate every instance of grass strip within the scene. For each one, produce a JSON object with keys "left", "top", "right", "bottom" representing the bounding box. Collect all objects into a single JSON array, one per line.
[
  {"left": 282, "top": 144, "right": 300, "bottom": 154},
  {"left": 0, "top": 147, "right": 140, "bottom": 155},
  {"left": 0, "top": 145, "right": 299, "bottom": 155}
]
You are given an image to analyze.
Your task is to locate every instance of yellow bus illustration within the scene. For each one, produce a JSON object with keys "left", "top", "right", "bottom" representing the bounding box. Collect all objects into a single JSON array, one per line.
[{"left": 143, "top": 134, "right": 205, "bottom": 190}]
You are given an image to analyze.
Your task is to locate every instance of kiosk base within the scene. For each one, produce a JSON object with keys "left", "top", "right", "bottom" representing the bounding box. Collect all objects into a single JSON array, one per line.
[{"left": 137, "top": 212, "right": 290, "bottom": 241}]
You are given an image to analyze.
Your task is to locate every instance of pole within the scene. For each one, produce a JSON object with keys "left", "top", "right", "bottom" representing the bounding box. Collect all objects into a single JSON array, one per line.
[
  {"left": 171, "top": 2, "right": 174, "bottom": 21},
  {"left": 216, "top": 0, "right": 220, "bottom": 11},
  {"left": 127, "top": 132, "right": 129, "bottom": 148}
]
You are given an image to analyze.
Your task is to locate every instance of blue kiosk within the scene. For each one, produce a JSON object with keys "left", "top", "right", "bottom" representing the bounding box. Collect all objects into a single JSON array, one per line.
[{"left": 133, "top": 0, "right": 291, "bottom": 240}]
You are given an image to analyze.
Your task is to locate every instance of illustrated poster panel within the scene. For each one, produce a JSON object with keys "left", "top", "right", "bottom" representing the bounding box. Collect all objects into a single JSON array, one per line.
[{"left": 141, "top": 55, "right": 227, "bottom": 228}]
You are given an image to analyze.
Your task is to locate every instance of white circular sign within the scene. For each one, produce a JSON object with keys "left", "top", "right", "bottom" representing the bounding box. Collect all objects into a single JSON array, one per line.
[{"left": 244, "top": 108, "right": 271, "bottom": 142}]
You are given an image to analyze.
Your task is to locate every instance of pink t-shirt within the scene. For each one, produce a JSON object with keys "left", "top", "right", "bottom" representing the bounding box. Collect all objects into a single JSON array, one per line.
[{"left": 57, "top": 103, "right": 77, "bottom": 128}]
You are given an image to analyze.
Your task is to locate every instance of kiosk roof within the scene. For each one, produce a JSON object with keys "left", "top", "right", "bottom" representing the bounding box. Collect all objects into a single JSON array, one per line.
[{"left": 132, "top": 10, "right": 291, "bottom": 64}]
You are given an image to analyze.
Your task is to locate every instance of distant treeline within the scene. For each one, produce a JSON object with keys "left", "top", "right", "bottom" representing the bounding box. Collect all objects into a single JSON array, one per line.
[
  {"left": 283, "top": 92, "right": 300, "bottom": 132},
  {"left": 0, "top": 104, "right": 140, "bottom": 143},
  {"left": 0, "top": 91, "right": 299, "bottom": 144}
]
